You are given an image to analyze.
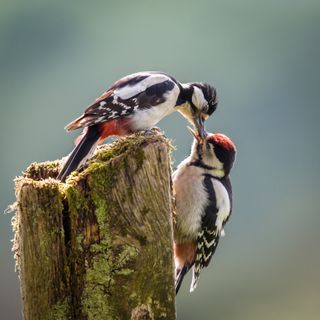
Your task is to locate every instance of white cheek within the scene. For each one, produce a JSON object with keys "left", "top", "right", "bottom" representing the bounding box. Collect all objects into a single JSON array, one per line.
[
  {"left": 192, "top": 87, "right": 206, "bottom": 109},
  {"left": 204, "top": 147, "right": 224, "bottom": 170}
]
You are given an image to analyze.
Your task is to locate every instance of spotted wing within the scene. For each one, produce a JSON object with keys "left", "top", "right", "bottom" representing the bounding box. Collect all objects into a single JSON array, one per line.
[
  {"left": 65, "top": 72, "right": 177, "bottom": 131},
  {"left": 190, "top": 174, "right": 220, "bottom": 291}
]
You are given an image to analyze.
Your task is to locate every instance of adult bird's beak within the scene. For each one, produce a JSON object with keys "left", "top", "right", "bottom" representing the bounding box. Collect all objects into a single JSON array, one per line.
[
  {"left": 190, "top": 105, "right": 206, "bottom": 141},
  {"left": 197, "top": 114, "right": 207, "bottom": 140}
]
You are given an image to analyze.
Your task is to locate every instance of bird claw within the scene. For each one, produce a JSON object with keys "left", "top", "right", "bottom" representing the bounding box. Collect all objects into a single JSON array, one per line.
[{"left": 142, "top": 127, "right": 161, "bottom": 136}]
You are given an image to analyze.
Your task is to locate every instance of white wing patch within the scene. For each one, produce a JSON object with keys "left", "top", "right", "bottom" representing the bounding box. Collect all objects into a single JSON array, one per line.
[
  {"left": 212, "top": 180, "right": 231, "bottom": 232},
  {"left": 114, "top": 74, "right": 171, "bottom": 100}
]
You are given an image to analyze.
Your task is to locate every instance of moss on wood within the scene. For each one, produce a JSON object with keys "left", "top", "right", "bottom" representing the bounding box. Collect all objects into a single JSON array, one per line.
[
  {"left": 14, "top": 178, "right": 70, "bottom": 319},
  {"left": 14, "top": 131, "right": 176, "bottom": 320}
]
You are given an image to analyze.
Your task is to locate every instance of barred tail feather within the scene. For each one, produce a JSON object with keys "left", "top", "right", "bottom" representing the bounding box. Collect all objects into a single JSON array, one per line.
[
  {"left": 190, "top": 266, "right": 200, "bottom": 292},
  {"left": 57, "top": 125, "right": 101, "bottom": 182}
]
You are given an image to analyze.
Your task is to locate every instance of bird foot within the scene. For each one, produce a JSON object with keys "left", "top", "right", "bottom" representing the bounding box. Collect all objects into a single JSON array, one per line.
[{"left": 142, "top": 127, "right": 161, "bottom": 136}]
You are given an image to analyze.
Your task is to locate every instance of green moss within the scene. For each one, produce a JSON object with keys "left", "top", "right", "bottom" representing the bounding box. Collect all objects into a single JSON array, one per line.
[
  {"left": 44, "top": 300, "right": 69, "bottom": 320},
  {"left": 21, "top": 130, "right": 173, "bottom": 319},
  {"left": 64, "top": 137, "right": 146, "bottom": 319},
  {"left": 13, "top": 177, "right": 70, "bottom": 319},
  {"left": 81, "top": 205, "right": 138, "bottom": 320},
  {"left": 82, "top": 245, "right": 114, "bottom": 320},
  {"left": 15, "top": 178, "right": 64, "bottom": 231},
  {"left": 63, "top": 131, "right": 168, "bottom": 186},
  {"left": 81, "top": 241, "right": 139, "bottom": 319},
  {"left": 64, "top": 183, "right": 89, "bottom": 212},
  {"left": 113, "top": 245, "right": 138, "bottom": 276},
  {"left": 134, "top": 148, "right": 146, "bottom": 171},
  {"left": 81, "top": 238, "right": 138, "bottom": 318},
  {"left": 13, "top": 131, "right": 175, "bottom": 320},
  {"left": 92, "top": 132, "right": 152, "bottom": 162},
  {"left": 23, "top": 160, "right": 61, "bottom": 180}
]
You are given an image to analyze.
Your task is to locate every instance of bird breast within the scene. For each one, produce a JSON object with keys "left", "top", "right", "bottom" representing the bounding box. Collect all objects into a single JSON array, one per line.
[{"left": 173, "top": 164, "right": 208, "bottom": 242}]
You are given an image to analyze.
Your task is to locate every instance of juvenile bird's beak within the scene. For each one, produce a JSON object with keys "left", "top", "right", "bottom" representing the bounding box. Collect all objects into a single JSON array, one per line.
[{"left": 187, "top": 126, "right": 204, "bottom": 144}]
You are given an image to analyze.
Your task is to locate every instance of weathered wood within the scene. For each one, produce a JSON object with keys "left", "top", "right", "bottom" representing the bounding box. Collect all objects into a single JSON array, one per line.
[
  {"left": 13, "top": 132, "right": 176, "bottom": 320},
  {"left": 13, "top": 179, "right": 69, "bottom": 320}
]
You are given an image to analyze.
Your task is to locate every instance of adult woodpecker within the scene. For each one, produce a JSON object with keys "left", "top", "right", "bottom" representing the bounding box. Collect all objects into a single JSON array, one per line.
[
  {"left": 173, "top": 129, "right": 236, "bottom": 294},
  {"left": 57, "top": 71, "right": 218, "bottom": 182}
]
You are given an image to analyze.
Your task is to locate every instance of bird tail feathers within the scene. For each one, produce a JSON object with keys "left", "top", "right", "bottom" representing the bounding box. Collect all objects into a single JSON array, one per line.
[
  {"left": 190, "top": 267, "right": 200, "bottom": 292},
  {"left": 57, "top": 125, "right": 101, "bottom": 182},
  {"left": 175, "top": 265, "right": 191, "bottom": 294}
]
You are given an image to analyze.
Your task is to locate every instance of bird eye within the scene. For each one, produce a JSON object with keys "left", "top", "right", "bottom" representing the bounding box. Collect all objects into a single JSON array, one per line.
[{"left": 202, "top": 104, "right": 209, "bottom": 113}]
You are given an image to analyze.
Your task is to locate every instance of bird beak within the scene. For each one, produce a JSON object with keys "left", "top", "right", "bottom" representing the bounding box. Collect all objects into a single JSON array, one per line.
[
  {"left": 193, "top": 114, "right": 207, "bottom": 142},
  {"left": 190, "top": 105, "right": 207, "bottom": 142},
  {"left": 197, "top": 114, "right": 207, "bottom": 140},
  {"left": 187, "top": 126, "right": 204, "bottom": 144}
]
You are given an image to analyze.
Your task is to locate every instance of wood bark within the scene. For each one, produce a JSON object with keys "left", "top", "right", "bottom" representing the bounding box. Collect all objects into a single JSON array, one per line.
[{"left": 13, "top": 132, "right": 176, "bottom": 320}]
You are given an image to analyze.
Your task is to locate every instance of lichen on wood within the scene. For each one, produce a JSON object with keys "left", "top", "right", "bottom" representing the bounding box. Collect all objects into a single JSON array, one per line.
[
  {"left": 13, "top": 131, "right": 176, "bottom": 320},
  {"left": 13, "top": 178, "right": 69, "bottom": 319}
]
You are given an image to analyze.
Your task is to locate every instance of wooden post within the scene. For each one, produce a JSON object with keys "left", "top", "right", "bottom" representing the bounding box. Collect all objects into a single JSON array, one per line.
[{"left": 13, "top": 132, "right": 176, "bottom": 320}]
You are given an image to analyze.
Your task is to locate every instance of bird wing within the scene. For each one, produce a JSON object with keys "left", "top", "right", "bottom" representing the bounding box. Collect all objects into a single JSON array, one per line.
[
  {"left": 65, "top": 72, "right": 177, "bottom": 131},
  {"left": 191, "top": 174, "right": 225, "bottom": 291}
]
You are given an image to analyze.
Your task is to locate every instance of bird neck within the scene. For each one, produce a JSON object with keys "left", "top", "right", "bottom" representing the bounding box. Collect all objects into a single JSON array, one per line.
[
  {"left": 189, "top": 144, "right": 225, "bottom": 178},
  {"left": 189, "top": 158, "right": 225, "bottom": 178},
  {"left": 179, "top": 83, "right": 193, "bottom": 105}
]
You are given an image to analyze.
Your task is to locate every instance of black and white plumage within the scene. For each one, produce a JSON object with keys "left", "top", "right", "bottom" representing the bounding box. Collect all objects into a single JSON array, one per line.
[
  {"left": 57, "top": 71, "right": 218, "bottom": 182},
  {"left": 173, "top": 130, "right": 236, "bottom": 293}
]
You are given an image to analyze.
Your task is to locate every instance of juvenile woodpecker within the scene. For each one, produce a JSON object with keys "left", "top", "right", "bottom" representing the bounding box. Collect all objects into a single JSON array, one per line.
[
  {"left": 57, "top": 71, "right": 218, "bottom": 181},
  {"left": 173, "top": 129, "right": 236, "bottom": 294}
]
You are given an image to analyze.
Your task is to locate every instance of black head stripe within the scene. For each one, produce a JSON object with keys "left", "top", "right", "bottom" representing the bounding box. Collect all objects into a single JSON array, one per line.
[
  {"left": 189, "top": 144, "right": 215, "bottom": 170},
  {"left": 212, "top": 144, "right": 235, "bottom": 176},
  {"left": 203, "top": 84, "right": 218, "bottom": 115},
  {"left": 176, "top": 84, "right": 193, "bottom": 106},
  {"left": 189, "top": 160, "right": 214, "bottom": 170},
  {"left": 207, "top": 99, "right": 218, "bottom": 116}
]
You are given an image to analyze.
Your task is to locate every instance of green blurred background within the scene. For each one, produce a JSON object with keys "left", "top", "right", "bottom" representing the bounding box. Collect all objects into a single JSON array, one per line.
[{"left": 1, "top": 0, "right": 319, "bottom": 319}]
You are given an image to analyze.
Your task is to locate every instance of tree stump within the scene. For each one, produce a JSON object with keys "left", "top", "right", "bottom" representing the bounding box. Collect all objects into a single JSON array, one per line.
[{"left": 12, "top": 131, "right": 176, "bottom": 320}]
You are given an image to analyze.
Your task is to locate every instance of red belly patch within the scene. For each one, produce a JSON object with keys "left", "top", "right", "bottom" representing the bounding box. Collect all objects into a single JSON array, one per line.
[{"left": 97, "top": 118, "right": 133, "bottom": 143}]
